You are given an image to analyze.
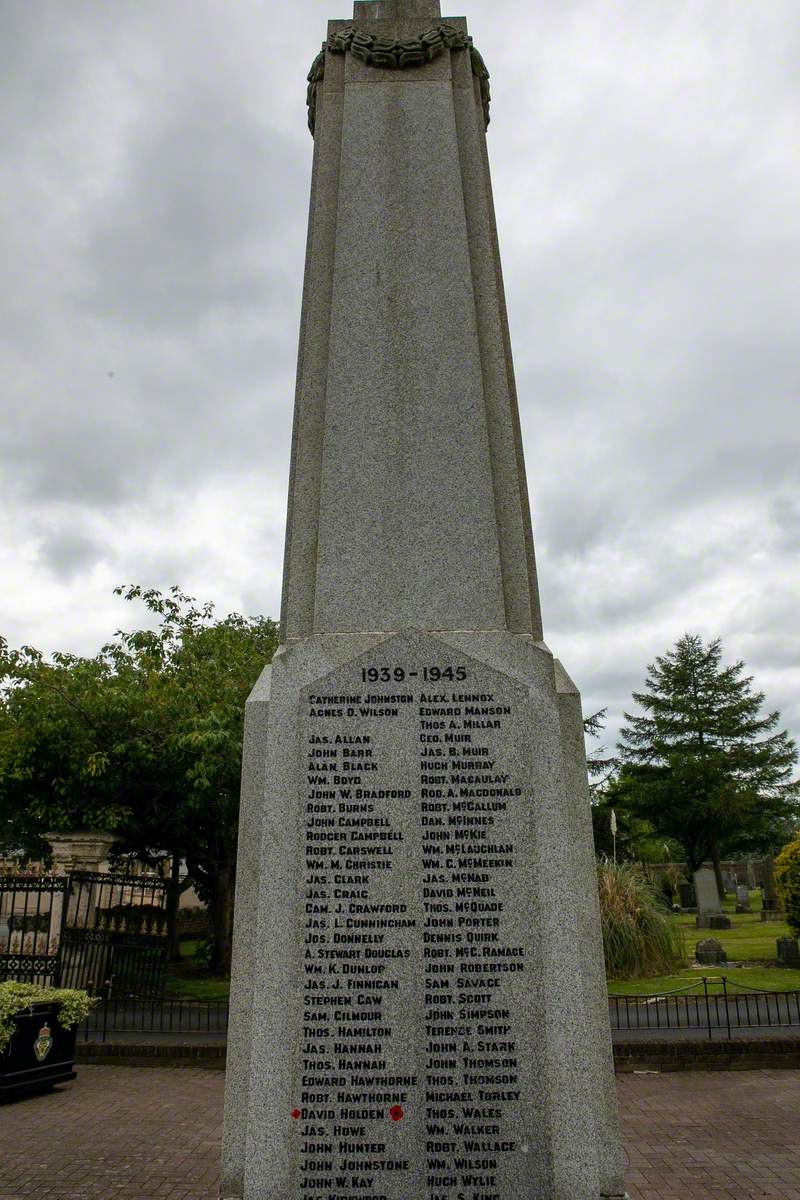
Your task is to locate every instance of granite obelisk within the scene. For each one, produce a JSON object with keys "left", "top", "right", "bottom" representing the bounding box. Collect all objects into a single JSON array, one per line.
[{"left": 221, "top": 2, "right": 627, "bottom": 1197}]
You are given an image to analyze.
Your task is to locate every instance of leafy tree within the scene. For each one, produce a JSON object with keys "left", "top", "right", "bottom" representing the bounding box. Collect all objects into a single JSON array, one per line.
[
  {"left": 591, "top": 783, "right": 684, "bottom": 865},
  {"left": 617, "top": 633, "right": 799, "bottom": 901},
  {"left": 0, "top": 587, "right": 278, "bottom": 975},
  {"left": 584, "top": 708, "right": 614, "bottom": 793},
  {"left": 775, "top": 833, "right": 800, "bottom": 937},
  {"left": 0, "top": 649, "right": 136, "bottom": 857},
  {"left": 585, "top": 710, "right": 683, "bottom": 863}
]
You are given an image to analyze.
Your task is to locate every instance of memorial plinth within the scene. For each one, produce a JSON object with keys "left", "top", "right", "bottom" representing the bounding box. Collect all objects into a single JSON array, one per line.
[{"left": 221, "top": 2, "right": 627, "bottom": 1197}]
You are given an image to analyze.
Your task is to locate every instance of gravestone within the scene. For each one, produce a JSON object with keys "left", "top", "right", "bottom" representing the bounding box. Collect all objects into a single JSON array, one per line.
[
  {"left": 777, "top": 938, "right": 800, "bottom": 967},
  {"left": 694, "top": 867, "right": 731, "bottom": 930},
  {"left": 695, "top": 938, "right": 727, "bottom": 966},
  {"left": 735, "top": 884, "right": 752, "bottom": 913},
  {"left": 722, "top": 871, "right": 737, "bottom": 895},
  {"left": 221, "top": 3, "right": 627, "bottom": 1198},
  {"left": 761, "top": 855, "right": 782, "bottom": 922},
  {"left": 678, "top": 881, "right": 696, "bottom": 910}
]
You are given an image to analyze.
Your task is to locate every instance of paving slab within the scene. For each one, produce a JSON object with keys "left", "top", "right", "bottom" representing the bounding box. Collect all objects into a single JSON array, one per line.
[{"left": 1, "top": 1067, "right": 799, "bottom": 1199}]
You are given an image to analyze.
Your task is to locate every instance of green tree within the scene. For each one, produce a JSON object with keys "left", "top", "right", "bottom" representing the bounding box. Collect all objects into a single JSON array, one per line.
[
  {"left": 0, "top": 649, "right": 136, "bottom": 857},
  {"left": 0, "top": 587, "right": 278, "bottom": 975},
  {"left": 775, "top": 833, "right": 800, "bottom": 937},
  {"left": 584, "top": 710, "right": 683, "bottom": 864},
  {"left": 584, "top": 708, "right": 616, "bottom": 795},
  {"left": 591, "top": 782, "right": 685, "bottom": 866},
  {"left": 617, "top": 633, "right": 799, "bottom": 900}
]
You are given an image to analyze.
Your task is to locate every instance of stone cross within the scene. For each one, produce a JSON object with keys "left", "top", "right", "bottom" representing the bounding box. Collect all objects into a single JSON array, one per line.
[{"left": 220, "top": 4, "right": 628, "bottom": 1198}]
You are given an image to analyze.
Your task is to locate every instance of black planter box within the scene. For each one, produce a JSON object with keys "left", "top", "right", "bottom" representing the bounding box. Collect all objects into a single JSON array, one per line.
[{"left": 0, "top": 1003, "right": 77, "bottom": 1101}]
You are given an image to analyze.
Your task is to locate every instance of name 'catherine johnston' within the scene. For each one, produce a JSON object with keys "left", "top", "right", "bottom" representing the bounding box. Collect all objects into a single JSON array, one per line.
[{"left": 307, "top": 694, "right": 414, "bottom": 705}]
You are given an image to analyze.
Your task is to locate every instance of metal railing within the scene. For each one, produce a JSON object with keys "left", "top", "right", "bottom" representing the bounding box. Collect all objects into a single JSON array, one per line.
[
  {"left": 0, "top": 869, "right": 170, "bottom": 995},
  {"left": 609, "top": 977, "right": 800, "bottom": 1040},
  {"left": 0, "top": 874, "right": 66, "bottom": 985},
  {"left": 83, "top": 997, "right": 229, "bottom": 1042},
  {"left": 77, "top": 980, "right": 800, "bottom": 1044}
]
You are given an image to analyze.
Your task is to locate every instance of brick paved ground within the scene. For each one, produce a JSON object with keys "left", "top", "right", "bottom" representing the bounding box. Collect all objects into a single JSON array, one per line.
[
  {"left": 619, "top": 1070, "right": 800, "bottom": 1200},
  {"left": 1, "top": 1066, "right": 799, "bottom": 1199}
]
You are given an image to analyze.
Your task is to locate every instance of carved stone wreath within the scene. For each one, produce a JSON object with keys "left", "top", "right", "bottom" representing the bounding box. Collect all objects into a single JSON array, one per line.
[{"left": 306, "top": 23, "right": 491, "bottom": 136}]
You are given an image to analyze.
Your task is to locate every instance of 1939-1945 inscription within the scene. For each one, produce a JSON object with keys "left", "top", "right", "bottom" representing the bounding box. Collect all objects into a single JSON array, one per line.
[{"left": 295, "top": 650, "right": 532, "bottom": 1200}]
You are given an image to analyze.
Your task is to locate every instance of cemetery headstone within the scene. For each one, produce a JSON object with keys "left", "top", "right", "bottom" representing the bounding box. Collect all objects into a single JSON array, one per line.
[
  {"left": 694, "top": 867, "right": 731, "bottom": 930},
  {"left": 220, "top": 3, "right": 628, "bottom": 1199},
  {"left": 695, "top": 938, "right": 727, "bottom": 966},
  {"left": 735, "top": 884, "right": 752, "bottom": 913},
  {"left": 678, "top": 881, "right": 696, "bottom": 910},
  {"left": 777, "top": 938, "right": 800, "bottom": 967},
  {"left": 761, "top": 855, "right": 782, "bottom": 922}
]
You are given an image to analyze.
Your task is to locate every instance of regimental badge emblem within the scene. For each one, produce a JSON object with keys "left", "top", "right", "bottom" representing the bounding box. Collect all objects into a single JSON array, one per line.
[{"left": 33, "top": 1022, "right": 53, "bottom": 1063}]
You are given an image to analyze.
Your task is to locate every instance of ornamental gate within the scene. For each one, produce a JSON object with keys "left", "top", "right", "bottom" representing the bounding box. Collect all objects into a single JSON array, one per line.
[
  {"left": 0, "top": 869, "right": 170, "bottom": 998},
  {"left": 0, "top": 873, "right": 65, "bottom": 985}
]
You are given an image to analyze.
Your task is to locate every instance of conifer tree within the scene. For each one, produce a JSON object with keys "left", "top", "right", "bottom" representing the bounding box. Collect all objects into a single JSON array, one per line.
[{"left": 617, "top": 633, "right": 799, "bottom": 899}]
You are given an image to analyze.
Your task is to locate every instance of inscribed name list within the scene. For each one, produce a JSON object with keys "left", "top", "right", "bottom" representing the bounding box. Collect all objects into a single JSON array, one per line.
[{"left": 294, "top": 640, "right": 536, "bottom": 1200}]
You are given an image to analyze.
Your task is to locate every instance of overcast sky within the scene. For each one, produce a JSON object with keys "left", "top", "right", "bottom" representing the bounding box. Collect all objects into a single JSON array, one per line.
[{"left": 3, "top": 0, "right": 799, "bottom": 758}]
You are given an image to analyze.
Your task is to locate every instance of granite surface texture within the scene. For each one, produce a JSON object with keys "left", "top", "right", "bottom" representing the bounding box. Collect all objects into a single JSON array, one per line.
[
  {"left": 315, "top": 80, "right": 507, "bottom": 633},
  {"left": 553, "top": 658, "right": 626, "bottom": 1196},
  {"left": 228, "top": 632, "right": 627, "bottom": 1198},
  {"left": 220, "top": 666, "right": 272, "bottom": 1198},
  {"left": 281, "top": 2, "right": 540, "bottom": 643},
  {"left": 694, "top": 866, "right": 722, "bottom": 914},
  {"left": 223, "top": 2, "right": 626, "bottom": 1196},
  {"left": 354, "top": 0, "right": 443, "bottom": 21}
]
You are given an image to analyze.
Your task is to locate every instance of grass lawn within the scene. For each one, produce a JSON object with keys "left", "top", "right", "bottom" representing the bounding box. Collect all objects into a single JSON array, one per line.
[
  {"left": 164, "top": 940, "right": 231, "bottom": 1001},
  {"left": 608, "top": 890, "right": 800, "bottom": 995},
  {"left": 608, "top": 966, "right": 800, "bottom": 995},
  {"left": 672, "top": 898, "right": 792, "bottom": 960}
]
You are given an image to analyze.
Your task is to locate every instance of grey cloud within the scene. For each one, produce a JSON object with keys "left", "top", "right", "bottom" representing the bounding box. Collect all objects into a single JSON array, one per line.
[
  {"left": 37, "top": 530, "right": 104, "bottom": 580},
  {"left": 84, "top": 95, "right": 308, "bottom": 332},
  {"left": 770, "top": 496, "right": 800, "bottom": 552}
]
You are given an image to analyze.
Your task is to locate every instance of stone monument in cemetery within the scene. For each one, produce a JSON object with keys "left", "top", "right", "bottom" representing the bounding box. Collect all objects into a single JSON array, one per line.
[
  {"left": 221, "top": 2, "right": 627, "bottom": 1197},
  {"left": 695, "top": 937, "right": 727, "bottom": 967},
  {"left": 694, "top": 867, "right": 731, "bottom": 930},
  {"left": 761, "top": 855, "right": 782, "bottom": 921}
]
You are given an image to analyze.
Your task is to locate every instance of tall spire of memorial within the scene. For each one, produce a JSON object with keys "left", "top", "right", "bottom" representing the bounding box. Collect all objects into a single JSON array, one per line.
[{"left": 284, "top": 0, "right": 538, "bottom": 641}]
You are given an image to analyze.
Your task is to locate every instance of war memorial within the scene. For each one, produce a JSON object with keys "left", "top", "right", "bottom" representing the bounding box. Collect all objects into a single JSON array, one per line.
[{"left": 221, "top": 2, "right": 628, "bottom": 1197}]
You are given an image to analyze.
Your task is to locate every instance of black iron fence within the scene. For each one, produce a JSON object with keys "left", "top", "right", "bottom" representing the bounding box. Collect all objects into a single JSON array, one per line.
[
  {"left": 58, "top": 871, "right": 169, "bottom": 998},
  {"left": 75, "top": 979, "right": 800, "bottom": 1044},
  {"left": 83, "top": 997, "right": 229, "bottom": 1042},
  {"left": 609, "top": 977, "right": 800, "bottom": 1040},
  {"left": 3, "top": 873, "right": 798, "bottom": 1045},
  {"left": 0, "top": 874, "right": 66, "bottom": 985},
  {"left": 0, "top": 869, "right": 170, "bottom": 996}
]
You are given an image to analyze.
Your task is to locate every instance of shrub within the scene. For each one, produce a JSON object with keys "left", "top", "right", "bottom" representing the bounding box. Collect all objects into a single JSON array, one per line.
[
  {"left": 598, "top": 861, "right": 686, "bottom": 979},
  {"left": 661, "top": 862, "right": 686, "bottom": 902},
  {"left": 0, "top": 982, "right": 98, "bottom": 1052},
  {"left": 775, "top": 834, "right": 800, "bottom": 937}
]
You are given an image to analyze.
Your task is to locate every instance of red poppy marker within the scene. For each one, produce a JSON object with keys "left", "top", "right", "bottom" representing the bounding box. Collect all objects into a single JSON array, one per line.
[
  {"left": 389, "top": 1104, "right": 404, "bottom": 1122},
  {"left": 291, "top": 1108, "right": 302, "bottom": 1119}
]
